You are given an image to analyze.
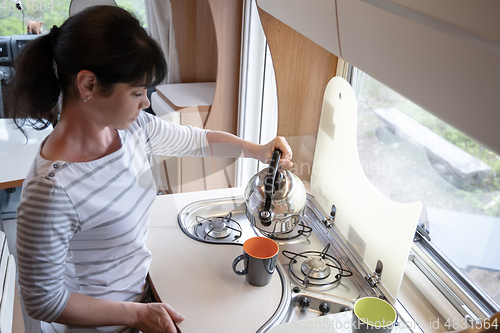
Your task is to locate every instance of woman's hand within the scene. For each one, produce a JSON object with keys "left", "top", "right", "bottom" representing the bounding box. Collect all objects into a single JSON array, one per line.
[
  {"left": 55, "top": 293, "right": 184, "bottom": 332},
  {"left": 253, "top": 136, "right": 293, "bottom": 167},
  {"left": 134, "top": 302, "right": 185, "bottom": 333}
]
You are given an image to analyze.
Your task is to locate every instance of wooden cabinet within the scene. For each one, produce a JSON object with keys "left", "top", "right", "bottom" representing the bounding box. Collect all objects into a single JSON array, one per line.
[
  {"left": 154, "top": 0, "right": 243, "bottom": 193},
  {"left": 257, "top": 3, "right": 338, "bottom": 181},
  {"left": 169, "top": 0, "right": 242, "bottom": 135}
]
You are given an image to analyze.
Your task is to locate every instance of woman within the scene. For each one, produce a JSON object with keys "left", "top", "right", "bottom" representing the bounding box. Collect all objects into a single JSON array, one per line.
[{"left": 9, "top": 6, "right": 292, "bottom": 333}]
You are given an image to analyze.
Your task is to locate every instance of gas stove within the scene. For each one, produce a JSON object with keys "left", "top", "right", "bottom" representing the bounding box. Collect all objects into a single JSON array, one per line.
[{"left": 177, "top": 194, "right": 386, "bottom": 331}]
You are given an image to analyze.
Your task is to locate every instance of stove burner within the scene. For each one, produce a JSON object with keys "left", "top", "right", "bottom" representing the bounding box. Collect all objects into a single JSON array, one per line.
[
  {"left": 283, "top": 244, "right": 353, "bottom": 288},
  {"left": 205, "top": 219, "right": 231, "bottom": 238},
  {"left": 195, "top": 212, "right": 242, "bottom": 241},
  {"left": 301, "top": 258, "right": 331, "bottom": 279},
  {"left": 259, "top": 221, "right": 312, "bottom": 244}
]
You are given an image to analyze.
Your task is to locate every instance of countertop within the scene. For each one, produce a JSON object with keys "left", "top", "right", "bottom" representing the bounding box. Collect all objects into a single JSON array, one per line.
[
  {"left": 147, "top": 187, "right": 283, "bottom": 333},
  {"left": 0, "top": 119, "right": 52, "bottom": 189},
  {"left": 147, "top": 188, "right": 417, "bottom": 333}
]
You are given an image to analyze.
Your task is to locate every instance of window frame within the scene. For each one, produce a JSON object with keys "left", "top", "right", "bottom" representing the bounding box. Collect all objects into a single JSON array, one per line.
[
  {"left": 236, "top": 0, "right": 278, "bottom": 186},
  {"left": 411, "top": 237, "right": 499, "bottom": 319}
]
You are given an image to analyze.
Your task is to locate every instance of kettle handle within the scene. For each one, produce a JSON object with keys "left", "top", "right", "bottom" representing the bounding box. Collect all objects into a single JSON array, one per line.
[
  {"left": 264, "top": 149, "right": 282, "bottom": 197},
  {"left": 259, "top": 149, "right": 281, "bottom": 225}
]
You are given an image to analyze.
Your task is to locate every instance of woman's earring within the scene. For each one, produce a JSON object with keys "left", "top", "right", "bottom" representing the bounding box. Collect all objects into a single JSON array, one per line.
[{"left": 84, "top": 96, "right": 89, "bottom": 103}]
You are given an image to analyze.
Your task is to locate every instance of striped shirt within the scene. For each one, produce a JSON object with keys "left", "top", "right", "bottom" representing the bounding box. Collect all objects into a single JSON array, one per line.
[{"left": 16, "top": 111, "right": 209, "bottom": 333}]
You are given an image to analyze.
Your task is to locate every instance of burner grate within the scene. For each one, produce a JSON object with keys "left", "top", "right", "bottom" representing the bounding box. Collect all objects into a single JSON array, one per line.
[
  {"left": 260, "top": 221, "right": 312, "bottom": 243},
  {"left": 282, "top": 244, "right": 353, "bottom": 288},
  {"left": 195, "top": 212, "right": 242, "bottom": 241}
]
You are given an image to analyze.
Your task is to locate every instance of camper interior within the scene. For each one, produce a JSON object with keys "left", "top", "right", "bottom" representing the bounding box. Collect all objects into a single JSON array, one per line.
[{"left": 0, "top": 0, "right": 499, "bottom": 332}]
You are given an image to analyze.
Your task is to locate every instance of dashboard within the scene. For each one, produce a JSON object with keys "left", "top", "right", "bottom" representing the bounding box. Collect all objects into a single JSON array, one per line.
[{"left": 0, "top": 34, "right": 40, "bottom": 69}]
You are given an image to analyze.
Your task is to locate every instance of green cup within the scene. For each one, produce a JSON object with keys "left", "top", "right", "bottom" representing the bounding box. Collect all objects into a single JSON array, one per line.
[{"left": 352, "top": 297, "right": 397, "bottom": 333}]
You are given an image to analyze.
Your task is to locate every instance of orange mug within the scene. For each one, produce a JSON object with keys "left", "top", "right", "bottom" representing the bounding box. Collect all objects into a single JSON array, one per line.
[{"left": 232, "top": 237, "right": 279, "bottom": 286}]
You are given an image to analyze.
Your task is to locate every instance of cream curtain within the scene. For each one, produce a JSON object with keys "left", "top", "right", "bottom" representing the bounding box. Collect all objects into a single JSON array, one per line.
[{"left": 144, "top": 0, "right": 180, "bottom": 84}]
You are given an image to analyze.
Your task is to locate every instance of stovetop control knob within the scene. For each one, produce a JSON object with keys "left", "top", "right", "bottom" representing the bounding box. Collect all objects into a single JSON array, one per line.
[
  {"left": 319, "top": 302, "right": 330, "bottom": 315},
  {"left": 299, "top": 297, "right": 310, "bottom": 308}
]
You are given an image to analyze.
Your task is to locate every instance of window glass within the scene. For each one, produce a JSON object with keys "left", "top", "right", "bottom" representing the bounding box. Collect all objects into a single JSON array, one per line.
[
  {"left": 0, "top": 1, "right": 146, "bottom": 36},
  {"left": 354, "top": 70, "right": 500, "bottom": 307},
  {"left": 114, "top": 0, "right": 147, "bottom": 29},
  {"left": 0, "top": 0, "right": 71, "bottom": 36}
]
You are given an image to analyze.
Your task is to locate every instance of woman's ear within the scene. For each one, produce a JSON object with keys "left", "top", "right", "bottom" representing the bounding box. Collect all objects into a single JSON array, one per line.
[{"left": 76, "top": 70, "right": 97, "bottom": 102}]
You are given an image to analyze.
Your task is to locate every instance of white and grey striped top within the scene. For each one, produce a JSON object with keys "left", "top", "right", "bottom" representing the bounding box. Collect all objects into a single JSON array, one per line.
[{"left": 16, "top": 112, "right": 209, "bottom": 333}]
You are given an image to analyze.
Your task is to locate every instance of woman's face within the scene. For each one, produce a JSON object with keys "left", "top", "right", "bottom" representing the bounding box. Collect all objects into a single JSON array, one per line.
[{"left": 90, "top": 82, "right": 150, "bottom": 130}]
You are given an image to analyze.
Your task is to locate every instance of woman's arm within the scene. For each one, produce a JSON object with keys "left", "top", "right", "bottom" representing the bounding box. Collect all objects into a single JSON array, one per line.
[
  {"left": 56, "top": 292, "right": 184, "bottom": 333},
  {"left": 206, "top": 131, "right": 293, "bottom": 167},
  {"left": 141, "top": 112, "right": 293, "bottom": 164}
]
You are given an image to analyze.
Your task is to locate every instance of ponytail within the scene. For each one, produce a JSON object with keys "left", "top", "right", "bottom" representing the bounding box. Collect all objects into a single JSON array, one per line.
[{"left": 9, "top": 30, "right": 60, "bottom": 131}]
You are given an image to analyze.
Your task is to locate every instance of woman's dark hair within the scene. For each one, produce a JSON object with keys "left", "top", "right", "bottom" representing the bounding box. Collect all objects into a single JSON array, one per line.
[{"left": 9, "top": 5, "right": 167, "bottom": 130}]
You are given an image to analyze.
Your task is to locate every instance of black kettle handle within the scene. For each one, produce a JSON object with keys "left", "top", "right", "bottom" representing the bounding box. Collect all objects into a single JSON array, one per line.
[
  {"left": 259, "top": 149, "right": 282, "bottom": 225},
  {"left": 265, "top": 149, "right": 282, "bottom": 197}
]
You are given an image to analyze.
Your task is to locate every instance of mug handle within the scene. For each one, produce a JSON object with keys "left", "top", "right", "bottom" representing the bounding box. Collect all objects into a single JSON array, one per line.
[{"left": 232, "top": 254, "right": 247, "bottom": 275}]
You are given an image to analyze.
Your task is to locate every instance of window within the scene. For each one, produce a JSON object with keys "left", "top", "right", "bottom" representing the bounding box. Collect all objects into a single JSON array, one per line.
[
  {"left": 0, "top": 0, "right": 146, "bottom": 36},
  {"left": 115, "top": 0, "right": 147, "bottom": 29},
  {"left": 352, "top": 69, "right": 500, "bottom": 313},
  {"left": 0, "top": 0, "right": 71, "bottom": 36}
]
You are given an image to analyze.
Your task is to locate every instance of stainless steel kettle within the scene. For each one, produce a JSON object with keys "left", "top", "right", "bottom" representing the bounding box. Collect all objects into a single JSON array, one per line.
[{"left": 244, "top": 150, "right": 306, "bottom": 235}]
